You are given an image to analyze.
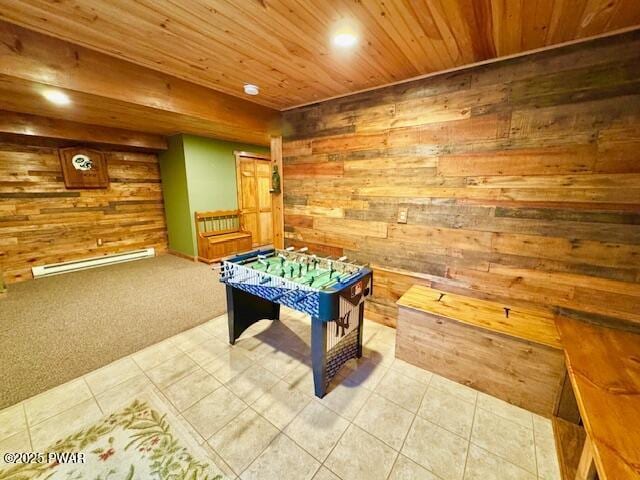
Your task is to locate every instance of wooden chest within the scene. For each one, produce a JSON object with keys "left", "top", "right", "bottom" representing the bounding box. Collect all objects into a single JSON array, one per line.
[{"left": 396, "top": 285, "right": 566, "bottom": 417}]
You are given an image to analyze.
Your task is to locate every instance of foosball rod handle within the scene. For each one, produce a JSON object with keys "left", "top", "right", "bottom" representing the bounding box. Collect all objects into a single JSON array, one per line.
[
  {"left": 338, "top": 271, "right": 361, "bottom": 284},
  {"left": 322, "top": 272, "right": 354, "bottom": 289},
  {"left": 272, "top": 287, "right": 300, "bottom": 302},
  {"left": 294, "top": 290, "right": 315, "bottom": 303}
]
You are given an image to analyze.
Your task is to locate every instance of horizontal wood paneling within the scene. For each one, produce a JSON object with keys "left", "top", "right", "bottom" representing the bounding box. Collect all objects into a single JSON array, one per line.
[
  {"left": 282, "top": 31, "right": 640, "bottom": 327},
  {"left": 0, "top": 143, "right": 168, "bottom": 284}
]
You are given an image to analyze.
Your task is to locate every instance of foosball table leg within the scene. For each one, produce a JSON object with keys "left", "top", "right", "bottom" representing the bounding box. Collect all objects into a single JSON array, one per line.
[
  {"left": 226, "top": 286, "right": 280, "bottom": 345},
  {"left": 310, "top": 305, "right": 366, "bottom": 398},
  {"left": 356, "top": 302, "right": 365, "bottom": 358},
  {"left": 311, "top": 317, "right": 328, "bottom": 398}
]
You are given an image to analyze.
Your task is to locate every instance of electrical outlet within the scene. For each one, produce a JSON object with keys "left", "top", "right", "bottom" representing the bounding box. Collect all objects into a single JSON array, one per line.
[
  {"left": 397, "top": 207, "right": 408, "bottom": 224},
  {"left": 96, "top": 238, "right": 103, "bottom": 247}
]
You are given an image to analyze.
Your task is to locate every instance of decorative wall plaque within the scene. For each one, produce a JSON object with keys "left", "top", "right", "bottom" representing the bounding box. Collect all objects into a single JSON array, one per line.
[{"left": 59, "top": 147, "right": 109, "bottom": 189}]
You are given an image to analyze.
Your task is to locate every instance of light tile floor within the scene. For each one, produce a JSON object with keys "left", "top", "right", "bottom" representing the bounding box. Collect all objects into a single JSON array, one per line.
[{"left": 0, "top": 308, "right": 561, "bottom": 480}]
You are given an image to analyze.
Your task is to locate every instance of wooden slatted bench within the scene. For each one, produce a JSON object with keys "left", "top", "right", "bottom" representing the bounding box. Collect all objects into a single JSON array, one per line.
[
  {"left": 195, "top": 210, "right": 252, "bottom": 263},
  {"left": 554, "top": 315, "right": 640, "bottom": 480},
  {"left": 396, "top": 285, "right": 565, "bottom": 416}
]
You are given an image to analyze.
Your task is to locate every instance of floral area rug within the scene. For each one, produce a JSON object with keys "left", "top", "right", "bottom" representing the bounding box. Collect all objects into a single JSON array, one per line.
[{"left": 0, "top": 391, "right": 225, "bottom": 480}]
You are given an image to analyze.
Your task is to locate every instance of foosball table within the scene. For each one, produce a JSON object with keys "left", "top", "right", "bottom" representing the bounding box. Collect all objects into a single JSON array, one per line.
[{"left": 218, "top": 246, "right": 373, "bottom": 398}]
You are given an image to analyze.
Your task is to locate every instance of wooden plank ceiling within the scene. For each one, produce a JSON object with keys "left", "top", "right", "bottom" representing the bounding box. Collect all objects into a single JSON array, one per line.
[
  {"left": 0, "top": 73, "right": 265, "bottom": 144},
  {"left": 1, "top": 0, "right": 639, "bottom": 111},
  {"left": 0, "top": 21, "right": 279, "bottom": 146}
]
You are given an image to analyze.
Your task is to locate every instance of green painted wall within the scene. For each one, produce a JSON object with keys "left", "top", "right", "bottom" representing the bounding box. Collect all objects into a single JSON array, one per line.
[
  {"left": 159, "top": 134, "right": 269, "bottom": 257},
  {"left": 159, "top": 135, "right": 194, "bottom": 256},
  {"left": 182, "top": 135, "right": 268, "bottom": 254}
]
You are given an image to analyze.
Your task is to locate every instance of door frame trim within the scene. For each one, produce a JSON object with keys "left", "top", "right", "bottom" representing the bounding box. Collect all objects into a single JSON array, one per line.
[
  {"left": 234, "top": 150, "right": 270, "bottom": 161},
  {"left": 234, "top": 150, "right": 272, "bottom": 247}
]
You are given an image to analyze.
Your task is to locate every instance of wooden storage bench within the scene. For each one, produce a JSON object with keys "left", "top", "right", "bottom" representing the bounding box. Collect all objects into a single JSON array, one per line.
[
  {"left": 396, "top": 285, "right": 565, "bottom": 416},
  {"left": 195, "top": 210, "right": 252, "bottom": 263}
]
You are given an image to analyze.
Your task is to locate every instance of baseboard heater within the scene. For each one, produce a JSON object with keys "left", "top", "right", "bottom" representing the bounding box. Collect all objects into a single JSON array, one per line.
[{"left": 32, "top": 248, "right": 155, "bottom": 279}]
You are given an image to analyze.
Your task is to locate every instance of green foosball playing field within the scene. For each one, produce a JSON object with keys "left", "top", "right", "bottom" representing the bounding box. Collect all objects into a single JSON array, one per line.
[{"left": 241, "top": 252, "right": 359, "bottom": 290}]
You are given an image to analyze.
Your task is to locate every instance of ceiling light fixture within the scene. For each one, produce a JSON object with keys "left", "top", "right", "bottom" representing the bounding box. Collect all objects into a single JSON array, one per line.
[
  {"left": 243, "top": 84, "right": 260, "bottom": 95},
  {"left": 333, "top": 31, "right": 358, "bottom": 48},
  {"left": 42, "top": 89, "right": 71, "bottom": 106},
  {"left": 331, "top": 19, "right": 359, "bottom": 49}
]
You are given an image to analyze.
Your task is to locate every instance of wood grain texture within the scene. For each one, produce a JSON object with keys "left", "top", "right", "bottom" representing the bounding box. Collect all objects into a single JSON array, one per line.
[
  {"left": 1, "top": 1, "right": 639, "bottom": 109},
  {"left": 270, "top": 136, "right": 284, "bottom": 249},
  {"left": 0, "top": 21, "right": 278, "bottom": 145},
  {"left": 235, "top": 152, "right": 273, "bottom": 246},
  {"left": 195, "top": 210, "right": 252, "bottom": 263},
  {"left": 0, "top": 111, "right": 167, "bottom": 151},
  {"left": 282, "top": 30, "right": 640, "bottom": 327},
  {"left": 576, "top": 437, "right": 598, "bottom": 480},
  {"left": 365, "top": 265, "right": 434, "bottom": 327},
  {"left": 0, "top": 143, "right": 168, "bottom": 284},
  {"left": 553, "top": 417, "right": 587, "bottom": 480},
  {"left": 556, "top": 316, "right": 640, "bottom": 480},
  {"left": 397, "top": 285, "right": 561, "bottom": 348},
  {"left": 396, "top": 305, "right": 566, "bottom": 416},
  {"left": 555, "top": 372, "right": 581, "bottom": 424}
]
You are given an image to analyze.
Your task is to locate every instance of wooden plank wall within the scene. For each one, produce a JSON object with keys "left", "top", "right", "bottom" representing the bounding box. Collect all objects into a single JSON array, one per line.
[
  {"left": 282, "top": 31, "right": 640, "bottom": 327},
  {"left": 0, "top": 142, "right": 168, "bottom": 283}
]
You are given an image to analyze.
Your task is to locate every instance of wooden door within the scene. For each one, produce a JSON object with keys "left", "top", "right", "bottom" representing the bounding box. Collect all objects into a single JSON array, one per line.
[{"left": 235, "top": 151, "right": 272, "bottom": 246}]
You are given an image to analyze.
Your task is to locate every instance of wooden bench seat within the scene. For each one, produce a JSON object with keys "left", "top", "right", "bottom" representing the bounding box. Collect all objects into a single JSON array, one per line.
[
  {"left": 195, "top": 210, "right": 252, "bottom": 263},
  {"left": 396, "top": 285, "right": 565, "bottom": 416},
  {"left": 203, "top": 231, "right": 253, "bottom": 244},
  {"left": 555, "top": 315, "right": 640, "bottom": 480}
]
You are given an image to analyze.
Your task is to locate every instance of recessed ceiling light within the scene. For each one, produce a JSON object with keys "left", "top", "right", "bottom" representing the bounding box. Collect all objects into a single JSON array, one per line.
[
  {"left": 333, "top": 31, "right": 358, "bottom": 48},
  {"left": 42, "top": 89, "right": 71, "bottom": 106},
  {"left": 331, "top": 19, "right": 359, "bottom": 49},
  {"left": 243, "top": 84, "right": 260, "bottom": 95}
]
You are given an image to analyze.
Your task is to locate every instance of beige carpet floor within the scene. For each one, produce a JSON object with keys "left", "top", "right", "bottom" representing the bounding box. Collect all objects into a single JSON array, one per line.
[{"left": 0, "top": 254, "right": 226, "bottom": 409}]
